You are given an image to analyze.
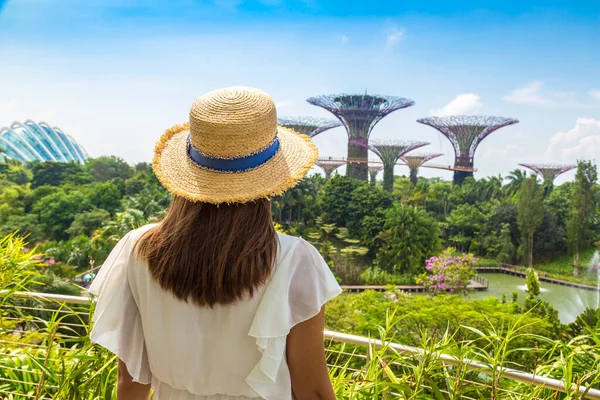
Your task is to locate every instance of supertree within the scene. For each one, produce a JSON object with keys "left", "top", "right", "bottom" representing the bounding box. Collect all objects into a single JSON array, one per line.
[
  {"left": 314, "top": 159, "right": 346, "bottom": 180},
  {"left": 400, "top": 153, "right": 444, "bottom": 186},
  {"left": 277, "top": 116, "right": 342, "bottom": 138},
  {"left": 352, "top": 139, "right": 429, "bottom": 192},
  {"left": 519, "top": 163, "right": 577, "bottom": 184},
  {"left": 368, "top": 164, "right": 383, "bottom": 185},
  {"left": 417, "top": 116, "right": 519, "bottom": 185},
  {"left": 307, "top": 93, "right": 415, "bottom": 181}
]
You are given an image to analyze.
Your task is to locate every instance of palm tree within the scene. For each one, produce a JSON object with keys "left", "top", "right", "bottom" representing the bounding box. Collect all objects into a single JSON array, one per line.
[{"left": 505, "top": 169, "right": 528, "bottom": 197}]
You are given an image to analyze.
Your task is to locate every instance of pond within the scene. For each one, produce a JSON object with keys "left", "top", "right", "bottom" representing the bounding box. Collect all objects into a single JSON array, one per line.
[{"left": 469, "top": 273, "right": 598, "bottom": 324}]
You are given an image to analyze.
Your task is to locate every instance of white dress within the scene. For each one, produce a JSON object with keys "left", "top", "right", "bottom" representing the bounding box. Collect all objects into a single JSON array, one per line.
[{"left": 89, "top": 224, "right": 342, "bottom": 400}]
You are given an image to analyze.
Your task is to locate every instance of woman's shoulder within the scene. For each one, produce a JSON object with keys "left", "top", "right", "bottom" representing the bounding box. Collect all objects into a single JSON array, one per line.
[
  {"left": 275, "top": 232, "right": 312, "bottom": 254},
  {"left": 127, "top": 223, "right": 161, "bottom": 241}
]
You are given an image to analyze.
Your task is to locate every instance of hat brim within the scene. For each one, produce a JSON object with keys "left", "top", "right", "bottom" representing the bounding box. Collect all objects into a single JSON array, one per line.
[{"left": 153, "top": 124, "right": 319, "bottom": 204}]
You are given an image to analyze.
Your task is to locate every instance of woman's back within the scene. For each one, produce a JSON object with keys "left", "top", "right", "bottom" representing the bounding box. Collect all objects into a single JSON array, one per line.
[
  {"left": 90, "top": 224, "right": 341, "bottom": 399},
  {"left": 89, "top": 86, "right": 340, "bottom": 400}
]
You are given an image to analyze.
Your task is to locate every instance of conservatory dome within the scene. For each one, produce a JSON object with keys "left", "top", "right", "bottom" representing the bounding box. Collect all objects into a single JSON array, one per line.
[{"left": 0, "top": 120, "right": 88, "bottom": 164}]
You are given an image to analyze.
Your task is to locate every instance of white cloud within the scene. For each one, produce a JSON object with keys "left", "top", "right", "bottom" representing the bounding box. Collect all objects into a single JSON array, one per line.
[
  {"left": 386, "top": 28, "right": 404, "bottom": 47},
  {"left": 430, "top": 93, "right": 483, "bottom": 116},
  {"left": 503, "top": 81, "right": 549, "bottom": 105},
  {"left": 484, "top": 144, "right": 523, "bottom": 158},
  {"left": 340, "top": 35, "right": 349, "bottom": 44},
  {"left": 275, "top": 100, "right": 294, "bottom": 109},
  {"left": 588, "top": 90, "right": 600, "bottom": 101},
  {"left": 545, "top": 118, "right": 600, "bottom": 162}
]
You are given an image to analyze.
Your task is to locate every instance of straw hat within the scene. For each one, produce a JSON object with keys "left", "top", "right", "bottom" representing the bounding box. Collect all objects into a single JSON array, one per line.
[{"left": 153, "top": 86, "right": 318, "bottom": 204}]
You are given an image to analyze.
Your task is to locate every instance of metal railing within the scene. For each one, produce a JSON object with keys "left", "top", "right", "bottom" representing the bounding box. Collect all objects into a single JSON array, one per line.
[
  {"left": 0, "top": 291, "right": 598, "bottom": 399},
  {"left": 473, "top": 274, "right": 489, "bottom": 288}
]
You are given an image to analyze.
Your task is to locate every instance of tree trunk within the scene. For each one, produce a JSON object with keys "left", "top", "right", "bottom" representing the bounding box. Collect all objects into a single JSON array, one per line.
[
  {"left": 383, "top": 163, "right": 394, "bottom": 192},
  {"left": 346, "top": 140, "right": 368, "bottom": 181},
  {"left": 573, "top": 252, "right": 580, "bottom": 276},
  {"left": 277, "top": 207, "right": 282, "bottom": 223},
  {"left": 528, "top": 234, "right": 534, "bottom": 268},
  {"left": 409, "top": 167, "right": 418, "bottom": 186}
]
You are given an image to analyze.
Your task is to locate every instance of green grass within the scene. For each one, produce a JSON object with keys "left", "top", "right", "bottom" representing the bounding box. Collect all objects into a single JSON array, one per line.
[{"left": 535, "top": 248, "right": 598, "bottom": 286}]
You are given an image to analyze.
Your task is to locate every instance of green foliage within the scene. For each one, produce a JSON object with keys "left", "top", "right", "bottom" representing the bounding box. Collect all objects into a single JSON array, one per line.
[
  {"left": 320, "top": 175, "right": 362, "bottom": 226},
  {"left": 67, "top": 209, "right": 111, "bottom": 237},
  {"left": 376, "top": 204, "right": 441, "bottom": 274},
  {"left": 34, "top": 190, "right": 92, "bottom": 241},
  {"left": 416, "top": 249, "right": 476, "bottom": 295},
  {"left": 30, "top": 161, "right": 90, "bottom": 188},
  {"left": 360, "top": 267, "right": 413, "bottom": 285},
  {"left": 85, "top": 156, "right": 133, "bottom": 182},
  {"left": 445, "top": 203, "right": 485, "bottom": 253},
  {"left": 567, "top": 160, "right": 599, "bottom": 275},
  {"left": 87, "top": 181, "right": 123, "bottom": 213},
  {"left": 518, "top": 177, "right": 545, "bottom": 267},
  {"left": 566, "top": 307, "right": 599, "bottom": 338},
  {"left": 525, "top": 267, "right": 540, "bottom": 298}
]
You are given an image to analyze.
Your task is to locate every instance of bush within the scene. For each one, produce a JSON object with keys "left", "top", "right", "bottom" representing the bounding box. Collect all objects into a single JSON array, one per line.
[{"left": 416, "top": 249, "right": 476, "bottom": 295}]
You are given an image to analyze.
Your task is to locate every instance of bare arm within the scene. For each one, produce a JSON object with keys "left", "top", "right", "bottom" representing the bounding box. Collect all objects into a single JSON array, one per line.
[
  {"left": 287, "top": 307, "right": 336, "bottom": 400},
  {"left": 117, "top": 359, "right": 151, "bottom": 400}
]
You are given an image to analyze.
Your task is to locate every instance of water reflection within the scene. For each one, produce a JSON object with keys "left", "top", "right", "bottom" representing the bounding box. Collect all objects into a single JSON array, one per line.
[{"left": 470, "top": 273, "right": 597, "bottom": 324}]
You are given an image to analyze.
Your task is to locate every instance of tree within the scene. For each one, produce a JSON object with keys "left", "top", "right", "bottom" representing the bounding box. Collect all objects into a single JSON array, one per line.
[
  {"left": 567, "top": 160, "right": 598, "bottom": 275},
  {"left": 346, "top": 184, "right": 393, "bottom": 250},
  {"left": 67, "top": 209, "right": 111, "bottom": 237},
  {"left": 376, "top": 205, "right": 441, "bottom": 273},
  {"left": 517, "top": 177, "right": 544, "bottom": 267},
  {"left": 525, "top": 267, "right": 540, "bottom": 298},
  {"left": 33, "top": 191, "right": 91, "bottom": 241},
  {"left": 445, "top": 204, "right": 486, "bottom": 253},
  {"left": 320, "top": 176, "right": 362, "bottom": 226},
  {"left": 505, "top": 169, "right": 528, "bottom": 198},
  {"left": 31, "top": 162, "right": 89, "bottom": 188},
  {"left": 87, "top": 181, "right": 123, "bottom": 213},
  {"left": 85, "top": 156, "right": 132, "bottom": 182}
]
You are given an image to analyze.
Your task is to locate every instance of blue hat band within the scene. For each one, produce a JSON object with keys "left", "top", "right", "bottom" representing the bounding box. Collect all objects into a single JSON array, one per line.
[{"left": 187, "top": 135, "right": 280, "bottom": 172}]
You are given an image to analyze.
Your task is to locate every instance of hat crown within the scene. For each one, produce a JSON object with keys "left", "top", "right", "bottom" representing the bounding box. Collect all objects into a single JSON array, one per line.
[{"left": 189, "top": 87, "right": 278, "bottom": 158}]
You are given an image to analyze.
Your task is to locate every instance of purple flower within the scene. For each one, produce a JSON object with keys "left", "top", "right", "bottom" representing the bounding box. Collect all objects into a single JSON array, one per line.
[{"left": 45, "top": 259, "right": 55, "bottom": 266}]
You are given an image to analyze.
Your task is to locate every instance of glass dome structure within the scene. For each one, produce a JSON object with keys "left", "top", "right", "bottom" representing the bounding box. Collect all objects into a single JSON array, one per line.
[{"left": 0, "top": 120, "right": 88, "bottom": 164}]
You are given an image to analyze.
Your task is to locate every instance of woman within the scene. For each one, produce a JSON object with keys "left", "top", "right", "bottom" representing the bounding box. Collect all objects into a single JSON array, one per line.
[{"left": 89, "top": 87, "right": 342, "bottom": 400}]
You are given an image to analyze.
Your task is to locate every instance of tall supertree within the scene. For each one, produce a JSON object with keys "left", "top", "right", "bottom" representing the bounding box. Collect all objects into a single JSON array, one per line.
[
  {"left": 519, "top": 163, "right": 577, "bottom": 184},
  {"left": 315, "top": 159, "right": 346, "bottom": 180},
  {"left": 368, "top": 164, "right": 383, "bottom": 185},
  {"left": 307, "top": 93, "right": 415, "bottom": 181},
  {"left": 417, "top": 116, "right": 519, "bottom": 185},
  {"left": 400, "top": 153, "right": 444, "bottom": 186},
  {"left": 352, "top": 139, "right": 429, "bottom": 192},
  {"left": 277, "top": 116, "right": 342, "bottom": 138}
]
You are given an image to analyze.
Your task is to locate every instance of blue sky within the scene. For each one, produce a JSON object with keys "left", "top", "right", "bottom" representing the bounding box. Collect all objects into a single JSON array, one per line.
[{"left": 1, "top": 0, "right": 599, "bottom": 183}]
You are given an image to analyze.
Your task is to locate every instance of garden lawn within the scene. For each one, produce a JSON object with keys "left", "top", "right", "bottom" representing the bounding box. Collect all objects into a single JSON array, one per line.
[{"left": 535, "top": 248, "right": 598, "bottom": 286}]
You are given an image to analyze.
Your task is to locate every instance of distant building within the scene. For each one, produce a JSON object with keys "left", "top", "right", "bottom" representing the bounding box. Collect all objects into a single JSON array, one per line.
[{"left": 0, "top": 120, "right": 88, "bottom": 164}]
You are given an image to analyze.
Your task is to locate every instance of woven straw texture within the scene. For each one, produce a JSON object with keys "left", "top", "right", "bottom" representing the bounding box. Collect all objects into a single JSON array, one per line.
[{"left": 153, "top": 87, "right": 318, "bottom": 204}]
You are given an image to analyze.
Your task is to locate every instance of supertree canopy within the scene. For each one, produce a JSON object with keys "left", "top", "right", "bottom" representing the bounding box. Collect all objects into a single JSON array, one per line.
[
  {"left": 400, "top": 153, "right": 444, "bottom": 186},
  {"left": 417, "top": 115, "right": 519, "bottom": 185},
  {"left": 277, "top": 116, "right": 342, "bottom": 138},
  {"left": 315, "top": 159, "right": 346, "bottom": 180},
  {"left": 519, "top": 163, "right": 577, "bottom": 184},
  {"left": 307, "top": 93, "right": 415, "bottom": 181},
  {"left": 368, "top": 164, "right": 384, "bottom": 184},
  {"left": 352, "top": 139, "right": 429, "bottom": 192}
]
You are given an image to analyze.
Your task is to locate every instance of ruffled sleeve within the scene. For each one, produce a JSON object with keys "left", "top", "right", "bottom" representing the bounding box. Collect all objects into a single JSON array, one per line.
[
  {"left": 88, "top": 232, "right": 152, "bottom": 384},
  {"left": 246, "top": 236, "right": 342, "bottom": 399}
]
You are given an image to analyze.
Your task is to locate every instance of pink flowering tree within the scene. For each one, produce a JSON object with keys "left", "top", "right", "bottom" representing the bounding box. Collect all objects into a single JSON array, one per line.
[{"left": 416, "top": 248, "right": 476, "bottom": 295}]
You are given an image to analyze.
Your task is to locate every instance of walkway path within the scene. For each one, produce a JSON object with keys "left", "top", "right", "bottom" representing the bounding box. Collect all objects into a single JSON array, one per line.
[
  {"left": 342, "top": 279, "right": 487, "bottom": 293},
  {"left": 476, "top": 266, "right": 598, "bottom": 291}
]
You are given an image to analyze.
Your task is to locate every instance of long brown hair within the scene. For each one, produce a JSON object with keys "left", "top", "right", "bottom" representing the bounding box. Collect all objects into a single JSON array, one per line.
[{"left": 135, "top": 196, "right": 277, "bottom": 307}]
